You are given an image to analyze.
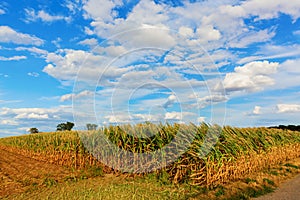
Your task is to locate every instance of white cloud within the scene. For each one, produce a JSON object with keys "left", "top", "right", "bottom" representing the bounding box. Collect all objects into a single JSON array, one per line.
[
  {"left": 43, "top": 49, "right": 92, "bottom": 81},
  {"left": 95, "top": 45, "right": 127, "bottom": 57},
  {"left": 27, "top": 72, "right": 39, "bottom": 77},
  {"left": 280, "top": 59, "right": 300, "bottom": 74},
  {"left": 114, "top": 24, "right": 176, "bottom": 49},
  {"left": 15, "top": 113, "right": 49, "bottom": 120},
  {"left": 196, "top": 25, "right": 221, "bottom": 43},
  {"left": 83, "top": 0, "right": 121, "bottom": 23},
  {"left": 0, "top": 55, "right": 27, "bottom": 61},
  {"left": 43, "top": 49, "right": 130, "bottom": 85},
  {"left": 272, "top": 58, "right": 300, "bottom": 89},
  {"left": 196, "top": 94, "right": 228, "bottom": 109},
  {"left": 241, "top": 0, "right": 300, "bottom": 22},
  {"left": 0, "top": 106, "right": 74, "bottom": 133},
  {"left": 51, "top": 37, "right": 62, "bottom": 48},
  {"left": 162, "top": 94, "right": 177, "bottom": 108},
  {"left": 15, "top": 47, "right": 48, "bottom": 56},
  {"left": 229, "top": 29, "right": 276, "bottom": 48},
  {"left": 257, "top": 44, "right": 300, "bottom": 60},
  {"left": 252, "top": 106, "right": 261, "bottom": 115},
  {"left": 60, "top": 90, "right": 94, "bottom": 102},
  {"left": 294, "top": 30, "right": 300, "bottom": 35},
  {"left": 218, "top": 61, "right": 279, "bottom": 93},
  {"left": 64, "top": 0, "right": 82, "bottom": 14},
  {"left": 104, "top": 114, "right": 130, "bottom": 124},
  {"left": 178, "top": 26, "right": 194, "bottom": 38},
  {"left": 0, "top": 26, "right": 44, "bottom": 46},
  {"left": 165, "top": 112, "right": 181, "bottom": 120},
  {"left": 25, "top": 8, "right": 71, "bottom": 23},
  {"left": 78, "top": 38, "right": 98, "bottom": 47},
  {"left": 164, "top": 111, "right": 195, "bottom": 121},
  {"left": 277, "top": 104, "right": 300, "bottom": 113},
  {"left": 0, "top": 8, "right": 5, "bottom": 15},
  {"left": 0, "top": 119, "right": 18, "bottom": 126},
  {"left": 197, "top": 117, "right": 206, "bottom": 123}
]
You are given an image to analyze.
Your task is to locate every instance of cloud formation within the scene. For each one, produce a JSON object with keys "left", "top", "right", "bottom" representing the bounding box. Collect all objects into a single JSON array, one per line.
[
  {"left": 0, "top": 26, "right": 44, "bottom": 46},
  {"left": 218, "top": 61, "right": 279, "bottom": 93}
]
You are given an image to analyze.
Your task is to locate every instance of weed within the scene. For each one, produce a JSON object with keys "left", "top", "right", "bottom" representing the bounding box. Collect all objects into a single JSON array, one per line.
[
  {"left": 269, "top": 171, "right": 279, "bottom": 176},
  {"left": 263, "top": 178, "right": 275, "bottom": 186},
  {"left": 284, "top": 163, "right": 299, "bottom": 169},
  {"left": 215, "top": 185, "right": 225, "bottom": 197},
  {"left": 43, "top": 177, "right": 57, "bottom": 187},
  {"left": 245, "top": 178, "right": 257, "bottom": 184}
]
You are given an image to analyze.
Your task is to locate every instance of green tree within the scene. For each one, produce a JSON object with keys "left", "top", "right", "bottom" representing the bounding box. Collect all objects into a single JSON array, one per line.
[
  {"left": 29, "top": 127, "right": 39, "bottom": 134},
  {"left": 86, "top": 123, "right": 98, "bottom": 130},
  {"left": 57, "top": 121, "right": 74, "bottom": 131}
]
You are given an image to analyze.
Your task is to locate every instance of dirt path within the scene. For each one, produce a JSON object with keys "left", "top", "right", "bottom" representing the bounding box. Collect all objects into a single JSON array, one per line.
[
  {"left": 0, "top": 148, "right": 75, "bottom": 198},
  {"left": 253, "top": 174, "right": 300, "bottom": 200}
]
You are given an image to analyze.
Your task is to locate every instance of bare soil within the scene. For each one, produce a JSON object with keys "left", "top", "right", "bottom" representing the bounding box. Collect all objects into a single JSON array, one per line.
[{"left": 0, "top": 147, "right": 76, "bottom": 198}]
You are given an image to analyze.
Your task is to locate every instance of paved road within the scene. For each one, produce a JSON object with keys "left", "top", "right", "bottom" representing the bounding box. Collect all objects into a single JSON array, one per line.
[{"left": 253, "top": 174, "right": 300, "bottom": 200}]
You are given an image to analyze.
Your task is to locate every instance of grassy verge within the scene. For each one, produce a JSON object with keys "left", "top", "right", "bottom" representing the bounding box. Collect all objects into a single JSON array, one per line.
[{"left": 3, "top": 157, "right": 300, "bottom": 200}]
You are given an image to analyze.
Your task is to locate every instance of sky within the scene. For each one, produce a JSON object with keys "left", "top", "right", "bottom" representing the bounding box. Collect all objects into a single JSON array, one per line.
[{"left": 0, "top": 0, "right": 300, "bottom": 137}]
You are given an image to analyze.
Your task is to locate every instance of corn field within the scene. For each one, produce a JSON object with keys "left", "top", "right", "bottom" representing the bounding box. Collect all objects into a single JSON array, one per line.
[{"left": 0, "top": 123, "right": 300, "bottom": 187}]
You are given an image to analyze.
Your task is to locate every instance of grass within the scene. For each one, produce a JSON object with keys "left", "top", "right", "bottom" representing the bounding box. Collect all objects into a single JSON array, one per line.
[
  {"left": 2, "top": 158, "right": 300, "bottom": 200},
  {"left": 4, "top": 175, "right": 198, "bottom": 200}
]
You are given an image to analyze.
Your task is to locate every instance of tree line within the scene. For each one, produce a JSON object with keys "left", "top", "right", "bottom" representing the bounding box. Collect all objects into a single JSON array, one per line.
[
  {"left": 268, "top": 125, "right": 300, "bottom": 132},
  {"left": 29, "top": 122, "right": 98, "bottom": 134}
]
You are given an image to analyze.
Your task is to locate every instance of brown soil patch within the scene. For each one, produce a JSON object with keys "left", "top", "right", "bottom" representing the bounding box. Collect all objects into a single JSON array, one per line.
[{"left": 0, "top": 147, "right": 77, "bottom": 198}]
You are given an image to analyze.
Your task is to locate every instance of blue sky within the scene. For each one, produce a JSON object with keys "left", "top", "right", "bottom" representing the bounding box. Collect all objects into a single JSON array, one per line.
[{"left": 0, "top": 0, "right": 300, "bottom": 137}]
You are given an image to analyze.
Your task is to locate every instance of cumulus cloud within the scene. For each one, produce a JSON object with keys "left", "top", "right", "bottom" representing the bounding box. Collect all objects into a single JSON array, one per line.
[
  {"left": 279, "top": 59, "right": 300, "bottom": 74},
  {"left": 241, "top": 0, "right": 300, "bottom": 22},
  {"left": 0, "top": 106, "right": 74, "bottom": 134},
  {"left": 165, "top": 112, "right": 181, "bottom": 120},
  {"left": 83, "top": 0, "right": 121, "bottom": 23},
  {"left": 42, "top": 49, "right": 130, "bottom": 84},
  {"left": 217, "top": 61, "right": 279, "bottom": 93},
  {"left": 25, "top": 8, "right": 71, "bottom": 23},
  {"left": 164, "top": 111, "right": 195, "bottom": 121},
  {"left": 252, "top": 106, "right": 261, "bottom": 115},
  {"left": 196, "top": 25, "right": 221, "bottom": 43},
  {"left": 277, "top": 104, "right": 300, "bottom": 113},
  {"left": 0, "top": 26, "right": 44, "bottom": 46},
  {"left": 78, "top": 38, "right": 98, "bottom": 47}
]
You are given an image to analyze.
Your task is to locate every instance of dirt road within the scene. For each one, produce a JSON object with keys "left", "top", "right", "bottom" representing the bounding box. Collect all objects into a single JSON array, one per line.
[
  {"left": 0, "top": 147, "right": 75, "bottom": 197},
  {"left": 253, "top": 174, "right": 300, "bottom": 200}
]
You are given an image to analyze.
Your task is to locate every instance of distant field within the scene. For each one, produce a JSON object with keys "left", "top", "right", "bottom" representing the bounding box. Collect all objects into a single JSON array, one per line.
[{"left": 1, "top": 123, "right": 300, "bottom": 199}]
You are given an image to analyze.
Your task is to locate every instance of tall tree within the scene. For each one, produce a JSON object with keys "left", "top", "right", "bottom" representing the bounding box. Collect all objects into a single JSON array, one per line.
[
  {"left": 29, "top": 127, "right": 39, "bottom": 134},
  {"left": 57, "top": 122, "right": 74, "bottom": 131},
  {"left": 86, "top": 123, "right": 98, "bottom": 130}
]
